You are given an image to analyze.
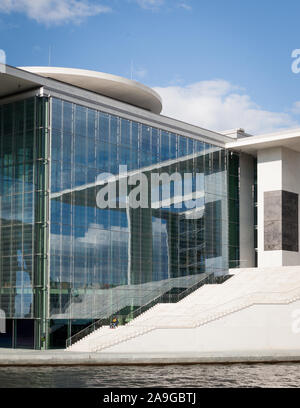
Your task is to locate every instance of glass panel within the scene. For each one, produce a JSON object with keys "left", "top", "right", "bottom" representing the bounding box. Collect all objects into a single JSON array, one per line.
[
  {"left": 47, "top": 97, "right": 230, "bottom": 348},
  {"left": 0, "top": 97, "right": 49, "bottom": 344},
  {"left": 16, "top": 319, "right": 34, "bottom": 349}
]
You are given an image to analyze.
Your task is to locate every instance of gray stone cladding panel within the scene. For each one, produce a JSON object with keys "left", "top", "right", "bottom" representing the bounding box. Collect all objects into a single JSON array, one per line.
[
  {"left": 282, "top": 222, "right": 298, "bottom": 252},
  {"left": 264, "top": 220, "right": 282, "bottom": 251},
  {"left": 282, "top": 191, "right": 298, "bottom": 252},
  {"left": 282, "top": 191, "right": 298, "bottom": 225},
  {"left": 264, "top": 190, "right": 299, "bottom": 252},
  {"left": 264, "top": 191, "right": 282, "bottom": 222}
]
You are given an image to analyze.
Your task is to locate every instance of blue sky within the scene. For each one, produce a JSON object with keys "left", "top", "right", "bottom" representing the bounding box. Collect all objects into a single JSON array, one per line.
[{"left": 1, "top": 0, "right": 300, "bottom": 134}]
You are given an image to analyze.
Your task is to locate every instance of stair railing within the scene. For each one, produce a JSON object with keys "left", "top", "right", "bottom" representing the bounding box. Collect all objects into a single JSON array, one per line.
[{"left": 66, "top": 270, "right": 232, "bottom": 348}]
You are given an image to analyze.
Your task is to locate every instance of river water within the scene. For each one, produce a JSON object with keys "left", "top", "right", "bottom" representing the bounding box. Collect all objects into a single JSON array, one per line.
[{"left": 0, "top": 363, "right": 300, "bottom": 387}]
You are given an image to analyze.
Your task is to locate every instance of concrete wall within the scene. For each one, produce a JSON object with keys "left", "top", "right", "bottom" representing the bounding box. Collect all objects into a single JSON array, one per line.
[
  {"left": 257, "top": 147, "right": 300, "bottom": 267},
  {"left": 257, "top": 147, "right": 282, "bottom": 267},
  {"left": 239, "top": 153, "right": 255, "bottom": 267},
  {"left": 281, "top": 148, "right": 300, "bottom": 265},
  {"left": 104, "top": 300, "right": 300, "bottom": 353}
]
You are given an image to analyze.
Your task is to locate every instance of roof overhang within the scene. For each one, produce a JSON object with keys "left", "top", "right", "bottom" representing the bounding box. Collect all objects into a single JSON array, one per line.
[
  {"left": 19, "top": 66, "right": 163, "bottom": 114},
  {"left": 226, "top": 128, "right": 300, "bottom": 156},
  {"left": 0, "top": 65, "right": 43, "bottom": 99},
  {"left": 0, "top": 65, "right": 231, "bottom": 147}
]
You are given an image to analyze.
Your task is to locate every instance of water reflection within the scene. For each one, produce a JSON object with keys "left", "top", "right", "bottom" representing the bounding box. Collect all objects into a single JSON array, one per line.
[{"left": 0, "top": 364, "right": 300, "bottom": 388}]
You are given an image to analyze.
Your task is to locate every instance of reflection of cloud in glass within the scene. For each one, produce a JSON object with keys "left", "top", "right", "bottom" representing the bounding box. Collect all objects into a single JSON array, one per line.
[
  {"left": 152, "top": 217, "right": 169, "bottom": 281},
  {"left": 0, "top": 49, "right": 6, "bottom": 73},
  {"left": 77, "top": 223, "right": 129, "bottom": 245},
  {"left": 50, "top": 222, "right": 130, "bottom": 286},
  {"left": 15, "top": 250, "right": 33, "bottom": 318},
  {"left": 0, "top": 308, "right": 5, "bottom": 333}
]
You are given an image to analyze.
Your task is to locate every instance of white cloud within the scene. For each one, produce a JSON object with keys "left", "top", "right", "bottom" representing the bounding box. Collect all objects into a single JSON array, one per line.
[
  {"left": 0, "top": 15, "right": 18, "bottom": 28},
  {"left": 32, "top": 44, "right": 42, "bottom": 53},
  {"left": 291, "top": 101, "right": 300, "bottom": 115},
  {"left": 177, "top": 2, "right": 192, "bottom": 11},
  {"left": 134, "top": 0, "right": 164, "bottom": 10},
  {"left": 133, "top": 67, "right": 147, "bottom": 79},
  {"left": 153, "top": 80, "right": 299, "bottom": 135},
  {"left": 0, "top": 0, "right": 111, "bottom": 25},
  {"left": 134, "top": 0, "right": 192, "bottom": 11}
]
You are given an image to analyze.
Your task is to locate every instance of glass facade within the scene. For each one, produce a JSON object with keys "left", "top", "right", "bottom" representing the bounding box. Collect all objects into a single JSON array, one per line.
[
  {"left": 0, "top": 97, "right": 49, "bottom": 348},
  {"left": 0, "top": 95, "right": 237, "bottom": 349},
  {"left": 48, "top": 98, "right": 229, "bottom": 347},
  {"left": 253, "top": 158, "right": 258, "bottom": 267},
  {"left": 228, "top": 152, "right": 240, "bottom": 268}
]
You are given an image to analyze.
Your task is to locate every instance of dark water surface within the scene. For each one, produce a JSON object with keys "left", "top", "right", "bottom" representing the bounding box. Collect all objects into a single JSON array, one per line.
[{"left": 0, "top": 363, "right": 300, "bottom": 388}]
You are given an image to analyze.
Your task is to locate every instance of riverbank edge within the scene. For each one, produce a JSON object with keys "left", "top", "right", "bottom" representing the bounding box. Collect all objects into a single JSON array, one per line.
[{"left": 0, "top": 349, "right": 300, "bottom": 366}]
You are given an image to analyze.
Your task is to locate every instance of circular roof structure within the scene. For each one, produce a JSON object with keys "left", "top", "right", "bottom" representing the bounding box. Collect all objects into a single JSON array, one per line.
[{"left": 19, "top": 66, "right": 162, "bottom": 114}]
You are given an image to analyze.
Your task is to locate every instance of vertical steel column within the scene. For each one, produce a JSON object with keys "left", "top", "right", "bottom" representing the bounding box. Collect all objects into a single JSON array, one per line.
[{"left": 34, "top": 96, "right": 50, "bottom": 350}]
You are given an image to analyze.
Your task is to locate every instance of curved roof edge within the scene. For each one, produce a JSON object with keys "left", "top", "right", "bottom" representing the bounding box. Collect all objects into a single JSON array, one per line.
[{"left": 18, "top": 66, "right": 163, "bottom": 114}]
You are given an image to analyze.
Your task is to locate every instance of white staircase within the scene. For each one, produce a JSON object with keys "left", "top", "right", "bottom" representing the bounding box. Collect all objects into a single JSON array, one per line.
[{"left": 66, "top": 266, "right": 300, "bottom": 353}]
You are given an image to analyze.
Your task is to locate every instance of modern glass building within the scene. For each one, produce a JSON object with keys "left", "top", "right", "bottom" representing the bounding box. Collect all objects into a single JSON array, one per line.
[{"left": 0, "top": 66, "right": 240, "bottom": 349}]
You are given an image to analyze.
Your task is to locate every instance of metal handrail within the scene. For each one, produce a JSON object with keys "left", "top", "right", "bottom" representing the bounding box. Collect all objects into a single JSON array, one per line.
[
  {"left": 66, "top": 278, "right": 300, "bottom": 352},
  {"left": 66, "top": 271, "right": 231, "bottom": 348},
  {"left": 124, "top": 273, "right": 216, "bottom": 323},
  {"left": 81, "top": 281, "right": 300, "bottom": 353}
]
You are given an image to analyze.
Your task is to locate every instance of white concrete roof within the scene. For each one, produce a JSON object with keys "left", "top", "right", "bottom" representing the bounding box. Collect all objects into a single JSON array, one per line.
[
  {"left": 18, "top": 66, "right": 163, "bottom": 114},
  {"left": 226, "top": 127, "right": 300, "bottom": 155}
]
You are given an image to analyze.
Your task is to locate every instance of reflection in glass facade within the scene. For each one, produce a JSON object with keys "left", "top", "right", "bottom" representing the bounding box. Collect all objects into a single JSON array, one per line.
[
  {"left": 0, "top": 97, "right": 49, "bottom": 348},
  {"left": 48, "top": 98, "right": 229, "bottom": 346},
  {"left": 0, "top": 95, "right": 236, "bottom": 349},
  {"left": 228, "top": 152, "right": 240, "bottom": 268}
]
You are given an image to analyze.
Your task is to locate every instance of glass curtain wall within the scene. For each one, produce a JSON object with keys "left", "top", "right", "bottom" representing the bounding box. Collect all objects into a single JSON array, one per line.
[
  {"left": 228, "top": 152, "right": 240, "bottom": 268},
  {"left": 0, "top": 96, "right": 236, "bottom": 349},
  {"left": 49, "top": 98, "right": 229, "bottom": 347},
  {"left": 0, "top": 96, "right": 49, "bottom": 349}
]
